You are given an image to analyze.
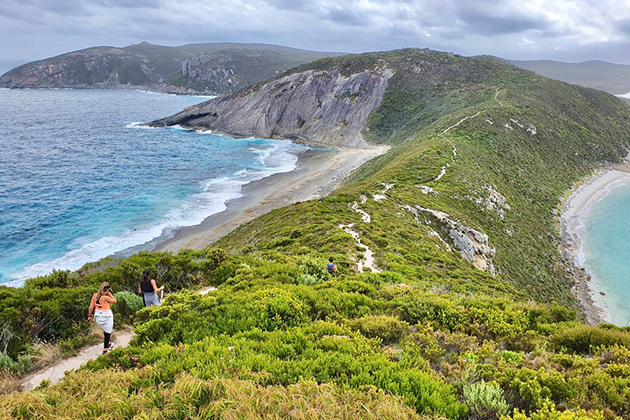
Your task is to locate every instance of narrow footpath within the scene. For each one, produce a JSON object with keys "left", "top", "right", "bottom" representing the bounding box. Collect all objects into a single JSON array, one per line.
[{"left": 20, "top": 286, "right": 217, "bottom": 392}]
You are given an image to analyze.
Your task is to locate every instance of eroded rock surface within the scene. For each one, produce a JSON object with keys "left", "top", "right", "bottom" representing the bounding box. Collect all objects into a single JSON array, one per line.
[
  {"left": 402, "top": 204, "right": 496, "bottom": 274},
  {"left": 150, "top": 66, "right": 395, "bottom": 148}
]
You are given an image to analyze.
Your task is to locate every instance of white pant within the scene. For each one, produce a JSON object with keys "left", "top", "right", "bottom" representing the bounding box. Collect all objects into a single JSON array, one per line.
[{"left": 94, "top": 309, "right": 113, "bottom": 334}]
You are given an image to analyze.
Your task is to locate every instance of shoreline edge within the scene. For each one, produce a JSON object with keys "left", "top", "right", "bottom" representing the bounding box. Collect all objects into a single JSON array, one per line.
[{"left": 559, "top": 160, "right": 630, "bottom": 325}]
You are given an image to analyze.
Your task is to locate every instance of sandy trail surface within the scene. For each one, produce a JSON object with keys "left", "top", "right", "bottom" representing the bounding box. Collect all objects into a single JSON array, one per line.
[
  {"left": 21, "top": 328, "right": 135, "bottom": 392},
  {"left": 20, "top": 286, "right": 217, "bottom": 392}
]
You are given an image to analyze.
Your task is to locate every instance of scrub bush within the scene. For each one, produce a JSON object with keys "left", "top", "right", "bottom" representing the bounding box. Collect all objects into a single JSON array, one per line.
[
  {"left": 463, "top": 380, "right": 509, "bottom": 419},
  {"left": 551, "top": 325, "right": 630, "bottom": 354}
]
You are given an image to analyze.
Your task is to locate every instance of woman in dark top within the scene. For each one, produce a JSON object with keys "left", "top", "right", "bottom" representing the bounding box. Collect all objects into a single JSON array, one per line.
[{"left": 138, "top": 269, "right": 163, "bottom": 307}]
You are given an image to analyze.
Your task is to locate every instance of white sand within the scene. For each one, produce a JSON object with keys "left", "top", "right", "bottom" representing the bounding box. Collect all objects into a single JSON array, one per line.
[{"left": 155, "top": 145, "right": 389, "bottom": 252}]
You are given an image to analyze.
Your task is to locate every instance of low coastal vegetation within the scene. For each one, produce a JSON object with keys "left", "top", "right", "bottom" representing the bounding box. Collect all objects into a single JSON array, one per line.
[{"left": 2, "top": 48, "right": 630, "bottom": 418}]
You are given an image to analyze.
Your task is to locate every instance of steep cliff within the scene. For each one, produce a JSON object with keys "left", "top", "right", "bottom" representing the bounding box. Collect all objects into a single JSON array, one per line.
[
  {"left": 150, "top": 65, "right": 394, "bottom": 148},
  {"left": 0, "top": 42, "right": 339, "bottom": 94}
]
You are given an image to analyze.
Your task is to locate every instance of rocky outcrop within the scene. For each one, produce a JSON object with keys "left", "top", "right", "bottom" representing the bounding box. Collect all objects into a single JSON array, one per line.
[
  {"left": 181, "top": 54, "right": 241, "bottom": 91},
  {"left": 403, "top": 204, "right": 496, "bottom": 274},
  {"left": 149, "top": 65, "right": 394, "bottom": 148},
  {"left": 419, "top": 206, "right": 496, "bottom": 274},
  {"left": 177, "top": 49, "right": 312, "bottom": 94},
  {"left": 472, "top": 185, "right": 511, "bottom": 219}
]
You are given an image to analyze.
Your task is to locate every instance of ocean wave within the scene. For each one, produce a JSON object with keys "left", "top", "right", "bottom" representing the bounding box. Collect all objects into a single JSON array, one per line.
[
  {"left": 126, "top": 122, "right": 157, "bottom": 129},
  {"left": 7, "top": 142, "right": 301, "bottom": 286}
]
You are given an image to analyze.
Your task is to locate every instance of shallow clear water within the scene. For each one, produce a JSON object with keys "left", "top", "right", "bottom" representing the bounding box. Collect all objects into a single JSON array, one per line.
[
  {"left": 582, "top": 180, "right": 630, "bottom": 326},
  {"left": 0, "top": 89, "right": 305, "bottom": 285}
]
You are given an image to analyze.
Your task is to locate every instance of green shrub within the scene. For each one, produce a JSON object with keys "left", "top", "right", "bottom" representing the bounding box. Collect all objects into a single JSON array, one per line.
[
  {"left": 296, "top": 256, "right": 329, "bottom": 284},
  {"left": 400, "top": 294, "right": 463, "bottom": 330},
  {"left": 463, "top": 380, "right": 509, "bottom": 419},
  {"left": 506, "top": 402, "right": 605, "bottom": 420},
  {"left": 114, "top": 291, "right": 144, "bottom": 319},
  {"left": 551, "top": 325, "right": 630, "bottom": 354},
  {"left": 0, "top": 353, "right": 18, "bottom": 373},
  {"left": 502, "top": 351, "right": 522, "bottom": 365},
  {"left": 402, "top": 325, "right": 446, "bottom": 363},
  {"left": 347, "top": 315, "right": 409, "bottom": 343}
]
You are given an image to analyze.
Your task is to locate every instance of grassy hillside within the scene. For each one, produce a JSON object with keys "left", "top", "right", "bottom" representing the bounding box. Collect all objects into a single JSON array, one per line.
[
  {"left": 2, "top": 49, "right": 630, "bottom": 419},
  {"left": 219, "top": 49, "right": 630, "bottom": 305}
]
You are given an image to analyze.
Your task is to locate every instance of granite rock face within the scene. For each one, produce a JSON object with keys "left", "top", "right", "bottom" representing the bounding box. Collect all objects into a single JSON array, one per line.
[
  {"left": 416, "top": 206, "right": 497, "bottom": 274},
  {"left": 150, "top": 65, "right": 394, "bottom": 148}
]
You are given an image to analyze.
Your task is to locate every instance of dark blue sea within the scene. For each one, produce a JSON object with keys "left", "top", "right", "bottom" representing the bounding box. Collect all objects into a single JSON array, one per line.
[{"left": 0, "top": 89, "right": 306, "bottom": 285}]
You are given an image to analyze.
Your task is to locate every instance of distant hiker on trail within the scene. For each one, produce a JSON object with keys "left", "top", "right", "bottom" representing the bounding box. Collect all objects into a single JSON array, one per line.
[
  {"left": 326, "top": 257, "right": 338, "bottom": 277},
  {"left": 88, "top": 282, "right": 116, "bottom": 355},
  {"left": 139, "top": 269, "right": 164, "bottom": 307}
]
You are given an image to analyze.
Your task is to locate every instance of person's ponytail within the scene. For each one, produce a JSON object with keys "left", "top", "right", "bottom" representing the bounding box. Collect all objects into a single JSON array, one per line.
[{"left": 96, "top": 282, "right": 110, "bottom": 303}]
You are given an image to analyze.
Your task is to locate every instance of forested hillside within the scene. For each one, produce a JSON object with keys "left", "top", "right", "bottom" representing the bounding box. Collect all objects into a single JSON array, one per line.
[{"left": 2, "top": 49, "right": 630, "bottom": 419}]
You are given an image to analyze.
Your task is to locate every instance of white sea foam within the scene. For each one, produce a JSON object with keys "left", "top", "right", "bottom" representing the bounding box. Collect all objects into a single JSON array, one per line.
[
  {"left": 126, "top": 122, "right": 157, "bottom": 129},
  {"left": 8, "top": 142, "right": 301, "bottom": 286}
]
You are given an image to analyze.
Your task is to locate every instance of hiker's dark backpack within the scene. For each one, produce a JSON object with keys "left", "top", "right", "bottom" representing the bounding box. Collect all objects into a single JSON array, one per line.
[{"left": 326, "top": 262, "right": 336, "bottom": 274}]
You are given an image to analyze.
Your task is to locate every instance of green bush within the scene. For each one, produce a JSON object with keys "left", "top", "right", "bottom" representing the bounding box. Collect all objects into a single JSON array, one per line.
[
  {"left": 506, "top": 402, "right": 604, "bottom": 420},
  {"left": 400, "top": 294, "right": 463, "bottom": 330},
  {"left": 551, "top": 325, "right": 630, "bottom": 354},
  {"left": 502, "top": 351, "right": 522, "bottom": 365},
  {"left": 463, "top": 380, "right": 509, "bottom": 419},
  {"left": 114, "top": 291, "right": 144, "bottom": 319},
  {"left": 0, "top": 353, "right": 19, "bottom": 373},
  {"left": 347, "top": 315, "right": 409, "bottom": 343}
]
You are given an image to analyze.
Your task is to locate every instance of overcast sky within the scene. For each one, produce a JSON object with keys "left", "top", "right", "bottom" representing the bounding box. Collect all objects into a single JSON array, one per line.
[{"left": 2, "top": 0, "right": 630, "bottom": 65}]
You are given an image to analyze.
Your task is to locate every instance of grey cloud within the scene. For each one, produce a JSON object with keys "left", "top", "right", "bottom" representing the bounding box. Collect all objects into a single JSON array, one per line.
[
  {"left": 323, "top": 7, "right": 369, "bottom": 26},
  {"left": 261, "top": 0, "right": 311, "bottom": 11},
  {"left": 615, "top": 18, "right": 630, "bottom": 35},
  {"left": 0, "top": 0, "right": 84, "bottom": 16},
  {"left": 2, "top": 0, "right": 630, "bottom": 65},
  {"left": 92, "top": 0, "right": 162, "bottom": 8},
  {"left": 458, "top": 7, "right": 547, "bottom": 35}
]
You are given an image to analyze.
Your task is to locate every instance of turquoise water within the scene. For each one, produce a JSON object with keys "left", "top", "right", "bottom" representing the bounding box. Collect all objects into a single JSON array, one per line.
[
  {"left": 582, "top": 180, "right": 630, "bottom": 326},
  {"left": 0, "top": 89, "right": 306, "bottom": 285}
]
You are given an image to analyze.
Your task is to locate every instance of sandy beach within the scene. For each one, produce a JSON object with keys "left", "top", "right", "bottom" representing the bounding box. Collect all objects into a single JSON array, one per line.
[
  {"left": 154, "top": 145, "right": 389, "bottom": 252},
  {"left": 560, "top": 163, "right": 630, "bottom": 324}
]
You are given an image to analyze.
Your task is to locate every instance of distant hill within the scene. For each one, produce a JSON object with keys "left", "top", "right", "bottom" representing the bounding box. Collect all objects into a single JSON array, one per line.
[
  {"left": 507, "top": 59, "right": 630, "bottom": 96},
  {"left": 0, "top": 42, "right": 341, "bottom": 94}
]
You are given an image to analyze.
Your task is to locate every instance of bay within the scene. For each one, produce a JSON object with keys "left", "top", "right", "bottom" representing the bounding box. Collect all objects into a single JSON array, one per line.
[{"left": 0, "top": 89, "right": 305, "bottom": 285}]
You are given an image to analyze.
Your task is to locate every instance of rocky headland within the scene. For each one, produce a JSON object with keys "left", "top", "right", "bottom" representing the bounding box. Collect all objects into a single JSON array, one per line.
[
  {"left": 149, "top": 65, "right": 394, "bottom": 148},
  {"left": 0, "top": 42, "right": 339, "bottom": 95}
]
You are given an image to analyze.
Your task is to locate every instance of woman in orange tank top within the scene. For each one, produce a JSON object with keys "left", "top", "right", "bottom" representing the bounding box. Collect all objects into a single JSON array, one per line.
[{"left": 88, "top": 282, "right": 117, "bottom": 354}]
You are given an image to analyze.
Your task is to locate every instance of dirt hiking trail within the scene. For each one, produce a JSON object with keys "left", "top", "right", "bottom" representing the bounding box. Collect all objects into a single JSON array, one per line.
[{"left": 21, "top": 286, "right": 217, "bottom": 392}]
